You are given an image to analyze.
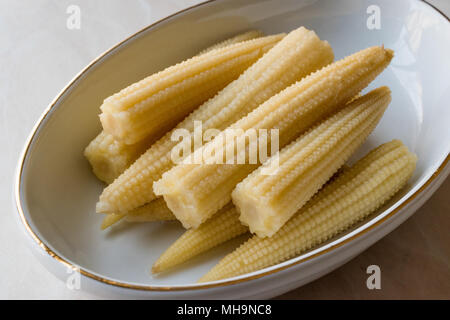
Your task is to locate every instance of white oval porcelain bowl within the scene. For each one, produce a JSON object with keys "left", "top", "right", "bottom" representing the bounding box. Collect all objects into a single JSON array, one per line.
[{"left": 15, "top": 0, "right": 450, "bottom": 299}]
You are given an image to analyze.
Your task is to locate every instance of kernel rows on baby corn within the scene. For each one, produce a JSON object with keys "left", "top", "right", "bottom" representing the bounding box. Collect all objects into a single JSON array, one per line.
[
  {"left": 152, "top": 204, "right": 247, "bottom": 273},
  {"left": 154, "top": 46, "right": 394, "bottom": 229},
  {"left": 100, "top": 35, "right": 283, "bottom": 145},
  {"left": 199, "top": 140, "right": 417, "bottom": 282},
  {"left": 97, "top": 26, "right": 333, "bottom": 215},
  {"left": 234, "top": 86, "right": 391, "bottom": 237}
]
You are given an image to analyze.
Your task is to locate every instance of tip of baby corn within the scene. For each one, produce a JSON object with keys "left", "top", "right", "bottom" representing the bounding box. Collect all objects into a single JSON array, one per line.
[
  {"left": 371, "top": 85, "right": 391, "bottom": 96},
  {"left": 383, "top": 47, "right": 394, "bottom": 59},
  {"left": 96, "top": 201, "right": 114, "bottom": 213},
  {"left": 197, "top": 273, "right": 215, "bottom": 283},
  {"left": 151, "top": 263, "right": 162, "bottom": 274},
  {"left": 100, "top": 213, "right": 125, "bottom": 230}
]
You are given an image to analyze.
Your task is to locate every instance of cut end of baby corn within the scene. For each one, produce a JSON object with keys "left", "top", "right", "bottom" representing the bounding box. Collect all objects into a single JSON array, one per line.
[
  {"left": 97, "top": 26, "right": 333, "bottom": 215},
  {"left": 100, "top": 34, "right": 284, "bottom": 145},
  {"left": 200, "top": 140, "right": 417, "bottom": 282},
  {"left": 154, "top": 45, "right": 393, "bottom": 229},
  {"left": 125, "top": 198, "right": 175, "bottom": 222},
  {"left": 233, "top": 86, "right": 391, "bottom": 237},
  {"left": 199, "top": 30, "right": 264, "bottom": 55},
  {"left": 100, "top": 213, "right": 125, "bottom": 230},
  {"left": 84, "top": 131, "right": 159, "bottom": 184},
  {"left": 152, "top": 204, "right": 247, "bottom": 273}
]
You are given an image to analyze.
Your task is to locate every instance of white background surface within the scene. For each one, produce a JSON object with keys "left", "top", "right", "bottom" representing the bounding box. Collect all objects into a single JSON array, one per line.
[{"left": 1, "top": 0, "right": 448, "bottom": 299}]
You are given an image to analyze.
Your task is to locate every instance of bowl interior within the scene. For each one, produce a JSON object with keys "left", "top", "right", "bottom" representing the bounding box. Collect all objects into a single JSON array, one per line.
[{"left": 18, "top": 0, "right": 450, "bottom": 288}]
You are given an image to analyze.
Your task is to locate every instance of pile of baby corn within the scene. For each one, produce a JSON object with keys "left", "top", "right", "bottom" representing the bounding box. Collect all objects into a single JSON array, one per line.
[{"left": 85, "top": 27, "right": 417, "bottom": 282}]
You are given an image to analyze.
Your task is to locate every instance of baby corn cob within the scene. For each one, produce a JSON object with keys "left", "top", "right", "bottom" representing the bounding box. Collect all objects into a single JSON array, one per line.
[
  {"left": 84, "top": 131, "right": 159, "bottom": 184},
  {"left": 101, "top": 198, "right": 175, "bottom": 229},
  {"left": 152, "top": 204, "right": 247, "bottom": 273},
  {"left": 151, "top": 168, "right": 346, "bottom": 270},
  {"left": 200, "top": 140, "right": 417, "bottom": 282},
  {"left": 100, "top": 213, "right": 125, "bottom": 230},
  {"left": 85, "top": 32, "right": 265, "bottom": 184},
  {"left": 234, "top": 87, "right": 391, "bottom": 237},
  {"left": 100, "top": 157, "right": 351, "bottom": 229},
  {"left": 97, "top": 27, "right": 333, "bottom": 214},
  {"left": 154, "top": 46, "right": 394, "bottom": 229},
  {"left": 125, "top": 198, "right": 175, "bottom": 222},
  {"left": 100, "top": 35, "right": 283, "bottom": 145},
  {"left": 199, "top": 30, "right": 264, "bottom": 55}
]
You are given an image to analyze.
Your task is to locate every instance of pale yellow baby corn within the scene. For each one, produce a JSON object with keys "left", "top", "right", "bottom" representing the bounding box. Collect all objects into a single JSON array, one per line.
[
  {"left": 200, "top": 140, "right": 417, "bottom": 282},
  {"left": 154, "top": 46, "right": 394, "bottom": 229},
  {"left": 85, "top": 31, "right": 265, "bottom": 184},
  {"left": 97, "top": 27, "right": 334, "bottom": 214},
  {"left": 100, "top": 213, "right": 125, "bottom": 230},
  {"left": 84, "top": 131, "right": 160, "bottom": 184},
  {"left": 151, "top": 169, "right": 347, "bottom": 271},
  {"left": 100, "top": 198, "right": 175, "bottom": 229},
  {"left": 100, "top": 35, "right": 283, "bottom": 145},
  {"left": 199, "top": 30, "right": 264, "bottom": 55},
  {"left": 152, "top": 204, "right": 247, "bottom": 273},
  {"left": 125, "top": 198, "right": 175, "bottom": 222},
  {"left": 234, "top": 87, "right": 391, "bottom": 237}
]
